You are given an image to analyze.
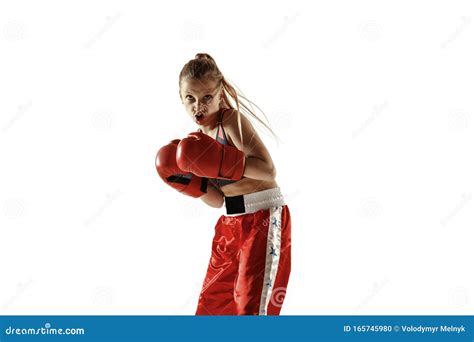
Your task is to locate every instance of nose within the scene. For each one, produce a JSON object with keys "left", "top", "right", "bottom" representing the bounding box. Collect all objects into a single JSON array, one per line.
[{"left": 194, "top": 102, "right": 206, "bottom": 113}]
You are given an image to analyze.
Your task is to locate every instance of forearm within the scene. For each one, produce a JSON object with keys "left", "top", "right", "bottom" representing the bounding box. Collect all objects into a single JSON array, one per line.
[
  {"left": 200, "top": 183, "right": 224, "bottom": 208},
  {"left": 242, "top": 156, "right": 276, "bottom": 181}
]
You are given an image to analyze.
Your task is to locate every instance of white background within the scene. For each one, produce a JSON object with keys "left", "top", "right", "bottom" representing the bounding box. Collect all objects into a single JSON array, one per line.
[{"left": 1, "top": 0, "right": 473, "bottom": 315}]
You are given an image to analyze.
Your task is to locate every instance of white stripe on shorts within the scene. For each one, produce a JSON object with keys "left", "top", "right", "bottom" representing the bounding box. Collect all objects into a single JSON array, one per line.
[{"left": 259, "top": 205, "right": 283, "bottom": 315}]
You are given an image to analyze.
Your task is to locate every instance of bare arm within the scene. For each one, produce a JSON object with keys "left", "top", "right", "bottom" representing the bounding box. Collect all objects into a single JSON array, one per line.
[
  {"left": 200, "top": 182, "right": 224, "bottom": 208},
  {"left": 224, "top": 109, "right": 276, "bottom": 182},
  {"left": 242, "top": 156, "right": 276, "bottom": 181}
]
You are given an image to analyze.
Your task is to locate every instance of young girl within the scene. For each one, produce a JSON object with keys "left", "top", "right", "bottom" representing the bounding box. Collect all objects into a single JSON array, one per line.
[{"left": 156, "top": 53, "right": 291, "bottom": 315}]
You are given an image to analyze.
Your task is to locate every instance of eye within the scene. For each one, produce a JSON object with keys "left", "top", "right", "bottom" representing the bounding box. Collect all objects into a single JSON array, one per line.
[{"left": 185, "top": 95, "right": 194, "bottom": 102}]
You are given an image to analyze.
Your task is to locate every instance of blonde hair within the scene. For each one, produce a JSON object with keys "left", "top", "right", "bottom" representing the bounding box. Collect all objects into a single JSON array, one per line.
[{"left": 179, "top": 53, "right": 281, "bottom": 145}]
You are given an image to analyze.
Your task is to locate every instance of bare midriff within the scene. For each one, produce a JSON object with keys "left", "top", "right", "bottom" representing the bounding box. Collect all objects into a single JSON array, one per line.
[{"left": 219, "top": 178, "right": 278, "bottom": 197}]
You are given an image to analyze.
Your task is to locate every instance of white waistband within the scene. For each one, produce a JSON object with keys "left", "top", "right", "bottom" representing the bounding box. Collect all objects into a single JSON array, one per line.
[{"left": 224, "top": 187, "right": 286, "bottom": 216}]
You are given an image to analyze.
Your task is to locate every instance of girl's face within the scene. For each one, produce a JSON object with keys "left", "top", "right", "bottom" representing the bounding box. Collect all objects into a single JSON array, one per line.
[{"left": 180, "top": 78, "right": 222, "bottom": 128}]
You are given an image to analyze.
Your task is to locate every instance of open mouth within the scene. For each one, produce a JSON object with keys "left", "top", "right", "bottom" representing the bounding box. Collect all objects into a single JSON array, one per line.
[{"left": 194, "top": 113, "right": 205, "bottom": 121}]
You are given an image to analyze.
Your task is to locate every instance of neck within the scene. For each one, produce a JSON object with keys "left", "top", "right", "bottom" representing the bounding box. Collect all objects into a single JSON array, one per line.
[{"left": 198, "top": 108, "right": 225, "bottom": 134}]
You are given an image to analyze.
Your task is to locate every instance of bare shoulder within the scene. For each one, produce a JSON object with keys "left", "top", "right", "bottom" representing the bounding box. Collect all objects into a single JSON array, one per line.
[
  {"left": 221, "top": 107, "right": 270, "bottom": 159},
  {"left": 220, "top": 107, "right": 239, "bottom": 131},
  {"left": 221, "top": 108, "right": 251, "bottom": 149}
]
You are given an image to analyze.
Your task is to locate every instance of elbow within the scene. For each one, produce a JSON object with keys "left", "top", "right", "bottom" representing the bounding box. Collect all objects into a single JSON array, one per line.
[
  {"left": 201, "top": 198, "right": 223, "bottom": 209},
  {"left": 200, "top": 191, "right": 224, "bottom": 208},
  {"left": 211, "top": 197, "right": 224, "bottom": 208}
]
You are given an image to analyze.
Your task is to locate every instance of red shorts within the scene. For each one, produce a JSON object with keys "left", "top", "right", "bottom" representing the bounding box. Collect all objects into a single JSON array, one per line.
[{"left": 196, "top": 187, "right": 291, "bottom": 315}]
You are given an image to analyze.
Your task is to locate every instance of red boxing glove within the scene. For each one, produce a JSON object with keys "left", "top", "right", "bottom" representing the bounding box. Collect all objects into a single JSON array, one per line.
[
  {"left": 176, "top": 132, "right": 245, "bottom": 181},
  {"left": 155, "top": 139, "right": 208, "bottom": 198}
]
